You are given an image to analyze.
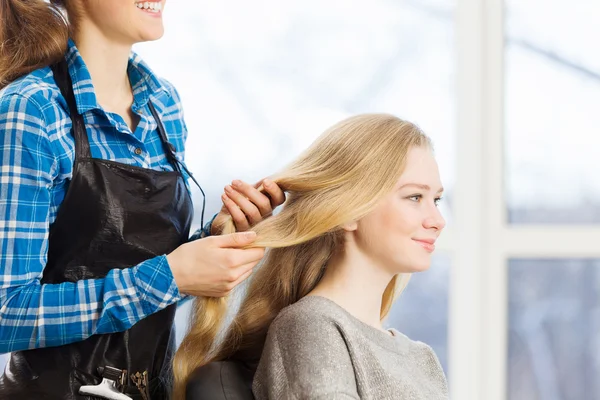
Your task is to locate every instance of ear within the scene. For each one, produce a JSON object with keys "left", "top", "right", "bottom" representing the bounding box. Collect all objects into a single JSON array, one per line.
[{"left": 341, "top": 220, "right": 358, "bottom": 232}]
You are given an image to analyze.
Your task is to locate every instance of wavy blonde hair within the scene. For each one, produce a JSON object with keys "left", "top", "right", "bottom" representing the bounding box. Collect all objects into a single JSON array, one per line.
[{"left": 171, "top": 113, "right": 432, "bottom": 399}]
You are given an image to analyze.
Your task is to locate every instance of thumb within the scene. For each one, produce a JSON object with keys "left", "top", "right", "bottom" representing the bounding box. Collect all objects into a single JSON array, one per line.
[{"left": 216, "top": 231, "right": 257, "bottom": 248}]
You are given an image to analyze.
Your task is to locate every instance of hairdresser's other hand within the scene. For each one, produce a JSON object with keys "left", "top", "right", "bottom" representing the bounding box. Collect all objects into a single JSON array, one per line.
[
  {"left": 167, "top": 231, "right": 264, "bottom": 297},
  {"left": 212, "top": 178, "right": 285, "bottom": 234}
]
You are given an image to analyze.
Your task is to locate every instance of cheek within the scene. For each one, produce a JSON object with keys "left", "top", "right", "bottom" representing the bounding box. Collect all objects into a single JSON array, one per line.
[
  {"left": 110, "top": 8, "right": 136, "bottom": 28},
  {"left": 86, "top": 5, "right": 128, "bottom": 30},
  {"left": 379, "top": 200, "right": 415, "bottom": 239},
  {"left": 359, "top": 204, "right": 412, "bottom": 255},
  {"left": 385, "top": 214, "right": 414, "bottom": 256},
  {"left": 376, "top": 204, "right": 426, "bottom": 268},
  {"left": 101, "top": 0, "right": 138, "bottom": 25}
]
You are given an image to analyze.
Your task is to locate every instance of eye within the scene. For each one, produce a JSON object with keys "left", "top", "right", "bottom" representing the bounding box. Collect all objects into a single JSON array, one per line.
[
  {"left": 434, "top": 196, "right": 443, "bottom": 207},
  {"left": 408, "top": 194, "right": 422, "bottom": 202}
]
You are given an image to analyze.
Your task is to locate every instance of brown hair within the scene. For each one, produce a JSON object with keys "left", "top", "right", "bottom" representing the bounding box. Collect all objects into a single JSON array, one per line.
[{"left": 0, "top": 0, "right": 80, "bottom": 89}]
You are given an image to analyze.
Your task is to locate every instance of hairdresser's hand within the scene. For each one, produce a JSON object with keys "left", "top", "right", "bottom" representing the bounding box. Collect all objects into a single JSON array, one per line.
[
  {"left": 167, "top": 231, "right": 265, "bottom": 297},
  {"left": 212, "top": 178, "right": 286, "bottom": 234}
]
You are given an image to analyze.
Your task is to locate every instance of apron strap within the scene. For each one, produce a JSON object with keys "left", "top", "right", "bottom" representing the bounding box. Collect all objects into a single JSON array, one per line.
[
  {"left": 147, "top": 101, "right": 182, "bottom": 173},
  {"left": 50, "top": 59, "right": 92, "bottom": 160},
  {"left": 147, "top": 101, "right": 206, "bottom": 228}
]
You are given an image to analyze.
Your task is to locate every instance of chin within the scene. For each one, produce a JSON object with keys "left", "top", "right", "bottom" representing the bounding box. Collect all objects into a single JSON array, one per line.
[
  {"left": 400, "top": 257, "right": 432, "bottom": 273},
  {"left": 389, "top": 265, "right": 427, "bottom": 276},
  {"left": 413, "top": 263, "right": 432, "bottom": 272},
  {"left": 138, "top": 28, "right": 165, "bottom": 43}
]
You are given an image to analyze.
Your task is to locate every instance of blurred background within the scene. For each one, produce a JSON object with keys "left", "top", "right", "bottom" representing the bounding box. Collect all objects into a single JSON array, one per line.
[{"left": 3, "top": 1, "right": 598, "bottom": 399}]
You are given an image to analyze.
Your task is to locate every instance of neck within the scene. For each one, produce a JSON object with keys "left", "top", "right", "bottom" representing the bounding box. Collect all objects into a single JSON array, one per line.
[
  {"left": 309, "top": 242, "right": 395, "bottom": 332},
  {"left": 73, "top": 26, "right": 134, "bottom": 109}
]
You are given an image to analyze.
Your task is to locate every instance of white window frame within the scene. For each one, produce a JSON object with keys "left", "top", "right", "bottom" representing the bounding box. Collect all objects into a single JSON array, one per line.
[{"left": 434, "top": 1, "right": 600, "bottom": 399}]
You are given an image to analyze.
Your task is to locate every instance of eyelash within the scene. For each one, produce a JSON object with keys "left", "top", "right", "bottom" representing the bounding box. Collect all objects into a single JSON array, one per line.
[{"left": 408, "top": 194, "right": 443, "bottom": 206}]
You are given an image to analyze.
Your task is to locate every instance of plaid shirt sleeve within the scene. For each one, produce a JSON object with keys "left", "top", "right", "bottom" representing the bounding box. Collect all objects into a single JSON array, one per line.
[
  {"left": 0, "top": 94, "right": 183, "bottom": 353},
  {"left": 188, "top": 213, "right": 219, "bottom": 241}
]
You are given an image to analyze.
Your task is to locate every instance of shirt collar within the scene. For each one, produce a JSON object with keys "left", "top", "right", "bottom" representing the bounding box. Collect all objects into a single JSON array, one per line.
[{"left": 65, "top": 38, "right": 170, "bottom": 114}]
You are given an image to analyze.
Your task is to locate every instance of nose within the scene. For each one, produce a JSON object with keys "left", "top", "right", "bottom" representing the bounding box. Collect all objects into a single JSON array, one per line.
[{"left": 423, "top": 206, "right": 446, "bottom": 231}]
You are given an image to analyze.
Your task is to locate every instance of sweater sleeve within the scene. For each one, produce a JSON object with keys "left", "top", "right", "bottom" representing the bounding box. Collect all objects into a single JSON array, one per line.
[{"left": 252, "top": 309, "right": 360, "bottom": 400}]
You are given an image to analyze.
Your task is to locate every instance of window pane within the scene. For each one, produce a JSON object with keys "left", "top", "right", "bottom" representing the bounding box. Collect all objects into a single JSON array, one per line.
[
  {"left": 505, "top": 1, "right": 600, "bottom": 224},
  {"left": 387, "top": 254, "right": 450, "bottom": 374},
  {"left": 508, "top": 259, "right": 600, "bottom": 400}
]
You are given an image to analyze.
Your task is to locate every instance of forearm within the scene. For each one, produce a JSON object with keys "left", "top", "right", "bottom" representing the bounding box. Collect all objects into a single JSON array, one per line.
[{"left": 0, "top": 255, "right": 182, "bottom": 352}]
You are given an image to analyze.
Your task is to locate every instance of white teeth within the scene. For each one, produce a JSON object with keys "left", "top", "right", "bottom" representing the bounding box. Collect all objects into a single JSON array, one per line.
[{"left": 135, "top": 1, "right": 161, "bottom": 12}]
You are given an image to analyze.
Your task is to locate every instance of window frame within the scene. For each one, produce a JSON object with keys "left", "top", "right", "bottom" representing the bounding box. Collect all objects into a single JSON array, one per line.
[{"left": 443, "top": 1, "right": 600, "bottom": 398}]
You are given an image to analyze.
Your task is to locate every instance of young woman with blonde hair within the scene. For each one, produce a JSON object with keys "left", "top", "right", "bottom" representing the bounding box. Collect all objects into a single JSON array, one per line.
[{"left": 174, "top": 113, "right": 449, "bottom": 400}]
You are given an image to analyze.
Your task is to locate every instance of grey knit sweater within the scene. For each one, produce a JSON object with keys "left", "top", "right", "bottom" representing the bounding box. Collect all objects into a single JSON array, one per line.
[{"left": 252, "top": 296, "right": 448, "bottom": 400}]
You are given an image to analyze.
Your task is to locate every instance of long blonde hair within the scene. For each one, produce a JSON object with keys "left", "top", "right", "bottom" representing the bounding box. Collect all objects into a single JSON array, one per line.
[{"left": 171, "top": 113, "right": 432, "bottom": 399}]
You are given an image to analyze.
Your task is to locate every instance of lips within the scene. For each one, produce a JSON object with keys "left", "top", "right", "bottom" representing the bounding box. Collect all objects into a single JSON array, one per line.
[{"left": 413, "top": 238, "right": 436, "bottom": 252}]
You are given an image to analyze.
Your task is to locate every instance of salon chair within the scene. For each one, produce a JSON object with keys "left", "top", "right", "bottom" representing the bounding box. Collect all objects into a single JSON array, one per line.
[{"left": 186, "top": 361, "right": 255, "bottom": 400}]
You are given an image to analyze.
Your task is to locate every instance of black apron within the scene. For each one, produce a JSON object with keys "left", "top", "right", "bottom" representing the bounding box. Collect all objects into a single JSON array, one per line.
[{"left": 0, "top": 59, "right": 200, "bottom": 399}]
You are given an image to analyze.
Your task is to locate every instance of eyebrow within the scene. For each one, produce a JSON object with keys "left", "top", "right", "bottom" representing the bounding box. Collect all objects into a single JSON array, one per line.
[{"left": 399, "top": 183, "right": 444, "bottom": 193}]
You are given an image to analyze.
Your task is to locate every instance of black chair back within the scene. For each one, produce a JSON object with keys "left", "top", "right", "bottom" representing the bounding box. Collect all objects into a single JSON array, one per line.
[{"left": 186, "top": 361, "right": 255, "bottom": 400}]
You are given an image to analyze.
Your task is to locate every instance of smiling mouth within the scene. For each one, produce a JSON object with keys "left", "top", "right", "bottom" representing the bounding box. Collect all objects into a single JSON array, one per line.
[{"left": 135, "top": 1, "right": 162, "bottom": 13}]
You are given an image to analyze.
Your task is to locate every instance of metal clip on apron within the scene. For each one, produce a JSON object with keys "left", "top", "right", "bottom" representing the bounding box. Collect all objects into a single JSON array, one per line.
[{"left": 0, "top": 59, "right": 204, "bottom": 399}]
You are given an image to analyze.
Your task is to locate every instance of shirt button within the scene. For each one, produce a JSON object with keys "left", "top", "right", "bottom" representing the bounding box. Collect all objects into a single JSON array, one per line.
[{"left": 134, "top": 148, "right": 143, "bottom": 155}]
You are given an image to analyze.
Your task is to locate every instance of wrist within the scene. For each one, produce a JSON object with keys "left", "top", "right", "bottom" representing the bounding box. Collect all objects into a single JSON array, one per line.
[{"left": 166, "top": 253, "right": 187, "bottom": 295}]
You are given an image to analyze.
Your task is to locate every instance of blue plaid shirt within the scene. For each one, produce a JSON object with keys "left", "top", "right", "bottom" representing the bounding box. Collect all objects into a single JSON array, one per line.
[{"left": 0, "top": 40, "right": 208, "bottom": 353}]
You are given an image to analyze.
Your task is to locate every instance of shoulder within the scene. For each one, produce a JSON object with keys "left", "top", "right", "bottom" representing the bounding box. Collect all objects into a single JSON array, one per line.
[
  {"left": 157, "top": 77, "right": 181, "bottom": 102},
  {"left": 391, "top": 330, "right": 446, "bottom": 374},
  {"left": 128, "top": 51, "right": 183, "bottom": 110},
  {"left": 155, "top": 77, "right": 186, "bottom": 117},
  {"left": 268, "top": 296, "right": 354, "bottom": 342},
  {"left": 128, "top": 52, "right": 189, "bottom": 143},
  {"left": 155, "top": 77, "right": 187, "bottom": 127},
  {"left": 273, "top": 296, "right": 350, "bottom": 327},
  {"left": 392, "top": 330, "right": 440, "bottom": 355},
  {"left": 412, "top": 340, "right": 444, "bottom": 367},
  {"left": 255, "top": 297, "right": 359, "bottom": 398},
  {"left": 0, "top": 66, "right": 64, "bottom": 120}
]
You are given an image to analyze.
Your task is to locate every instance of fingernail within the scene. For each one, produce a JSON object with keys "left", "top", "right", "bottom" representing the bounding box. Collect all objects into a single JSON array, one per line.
[
  {"left": 263, "top": 179, "right": 272, "bottom": 187},
  {"left": 225, "top": 185, "right": 233, "bottom": 193},
  {"left": 244, "top": 231, "right": 257, "bottom": 239},
  {"left": 232, "top": 180, "right": 242, "bottom": 187}
]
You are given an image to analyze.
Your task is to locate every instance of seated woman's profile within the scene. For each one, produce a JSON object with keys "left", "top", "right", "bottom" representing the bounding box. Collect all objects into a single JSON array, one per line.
[{"left": 173, "top": 114, "right": 449, "bottom": 400}]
